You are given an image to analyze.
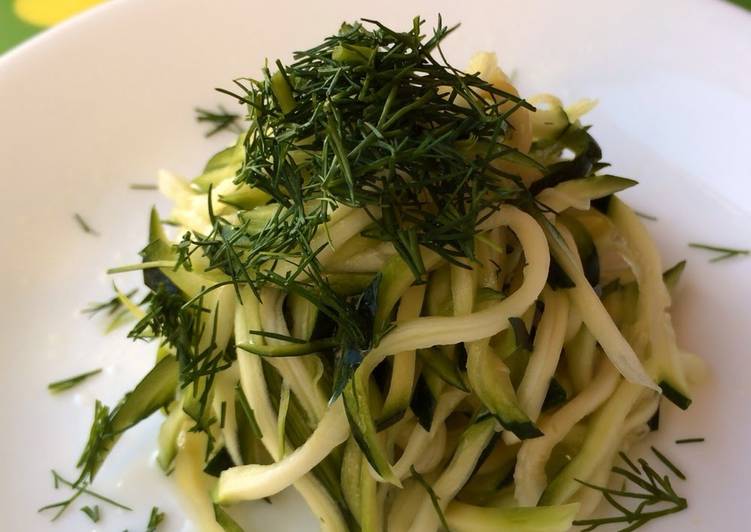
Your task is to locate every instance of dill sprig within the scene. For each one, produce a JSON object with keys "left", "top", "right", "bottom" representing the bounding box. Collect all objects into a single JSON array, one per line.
[
  {"left": 48, "top": 368, "right": 102, "bottom": 394},
  {"left": 573, "top": 448, "right": 688, "bottom": 531},
  {"left": 81, "top": 504, "right": 100, "bottom": 522},
  {"left": 39, "top": 470, "right": 131, "bottom": 521},
  {"left": 146, "top": 506, "right": 166, "bottom": 531},
  {"left": 83, "top": 289, "right": 137, "bottom": 317},
  {"left": 83, "top": 287, "right": 141, "bottom": 332},
  {"left": 689, "top": 242, "right": 749, "bottom": 262},
  {"left": 196, "top": 105, "right": 243, "bottom": 137},
  {"left": 73, "top": 213, "right": 99, "bottom": 236},
  {"left": 634, "top": 210, "right": 657, "bottom": 221},
  {"left": 675, "top": 437, "right": 704, "bottom": 445}
]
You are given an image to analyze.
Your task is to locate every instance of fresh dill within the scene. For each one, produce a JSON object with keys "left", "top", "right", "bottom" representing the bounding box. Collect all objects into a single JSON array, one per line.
[
  {"left": 146, "top": 506, "right": 166, "bottom": 531},
  {"left": 48, "top": 368, "right": 102, "bottom": 394},
  {"left": 195, "top": 105, "right": 243, "bottom": 137},
  {"left": 649, "top": 446, "right": 685, "bottom": 480},
  {"left": 675, "top": 437, "right": 705, "bottom": 445},
  {"left": 634, "top": 210, "right": 657, "bottom": 221},
  {"left": 572, "top": 448, "right": 687, "bottom": 531},
  {"left": 83, "top": 289, "right": 137, "bottom": 317},
  {"left": 83, "top": 287, "right": 140, "bottom": 332},
  {"left": 689, "top": 242, "right": 749, "bottom": 262},
  {"left": 88, "top": 18, "right": 622, "bottom": 510},
  {"left": 411, "top": 466, "right": 452, "bottom": 532},
  {"left": 39, "top": 470, "right": 131, "bottom": 521},
  {"left": 73, "top": 213, "right": 99, "bottom": 236},
  {"left": 129, "top": 183, "right": 158, "bottom": 190},
  {"left": 81, "top": 504, "right": 100, "bottom": 522}
]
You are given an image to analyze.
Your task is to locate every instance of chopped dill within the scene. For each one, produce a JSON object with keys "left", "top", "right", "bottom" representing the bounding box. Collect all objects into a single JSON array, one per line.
[
  {"left": 675, "top": 437, "right": 705, "bottom": 445},
  {"left": 195, "top": 105, "right": 243, "bottom": 136},
  {"left": 81, "top": 505, "right": 100, "bottom": 522},
  {"left": 73, "top": 213, "right": 99, "bottom": 236},
  {"left": 146, "top": 506, "right": 166, "bottom": 531},
  {"left": 48, "top": 368, "right": 102, "bottom": 394},
  {"left": 689, "top": 242, "right": 749, "bottom": 262},
  {"left": 634, "top": 210, "right": 657, "bottom": 221},
  {"left": 573, "top": 449, "right": 687, "bottom": 531},
  {"left": 39, "top": 470, "right": 131, "bottom": 521}
]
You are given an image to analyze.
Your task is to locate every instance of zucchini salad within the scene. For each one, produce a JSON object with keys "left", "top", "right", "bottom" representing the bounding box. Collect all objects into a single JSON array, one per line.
[{"left": 70, "top": 17, "right": 706, "bottom": 532}]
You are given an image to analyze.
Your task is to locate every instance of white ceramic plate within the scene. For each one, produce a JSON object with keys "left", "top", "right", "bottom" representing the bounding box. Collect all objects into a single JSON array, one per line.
[{"left": 1, "top": 0, "right": 749, "bottom": 530}]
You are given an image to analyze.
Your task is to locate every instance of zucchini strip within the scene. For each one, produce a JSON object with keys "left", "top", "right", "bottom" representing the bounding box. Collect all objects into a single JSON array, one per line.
[
  {"left": 369, "top": 206, "right": 549, "bottom": 361},
  {"left": 349, "top": 208, "right": 546, "bottom": 473},
  {"left": 514, "top": 360, "right": 620, "bottom": 506},
  {"left": 393, "top": 389, "right": 467, "bottom": 479},
  {"left": 608, "top": 197, "right": 691, "bottom": 407},
  {"left": 340, "top": 437, "right": 363, "bottom": 525},
  {"left": 445, "top": 501, "right": 580, "bottom": 532},
  {"left": 258, "top": 287, "right": 328, "bottom": 423},
  {"left": 408, "top": 418, "right": 497, "bottom": 532},
  {"left": 212, "top": 363, "right": 243, "bottom": 466},
  {"left": 535, "top": 175, "right": 637, "bottom": 213},
  {"left": 374, "top": 250, "right": 443, "bottom": 335},
  {"left": 565, "top": 325, "right": 599, "bottom": 393},
  {"left": 215, "top": 399, "right": 349, "bottom": 503},
  {"left": 547, "top": 220, "right": 657, "bottom": 391},
  {"left": 540, "top": 359, "right": 657, "bottom": 506},
  {"left": 234, "top": 288, "right": 348, "bottom": 532},
  {"left": 465, "top": 234, "right": 539, "bottom": 438},
  {"left": 516, "top": 287, "right": 570, "bottom": 423},
  {"left": 174, "top": 431, "right": 225, "bottom": 532},
  {"left": 379, "top": 285, "right": 427, "bottom": 427}
]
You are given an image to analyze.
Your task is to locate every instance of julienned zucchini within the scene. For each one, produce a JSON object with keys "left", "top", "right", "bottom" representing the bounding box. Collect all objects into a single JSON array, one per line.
[
  {"left": 417, "top": 348, "right": 468, "bottom": 392},
  {"left": 343, "top": 375, "right": 400, "bottom": 485},
  {"left": 445, "top": 501, "right": 580, "bottom": 532},
  {"left": 373, "top": 252, "right": 442, "bottom": 337},
  {"left": 606, "top": 197, "right": 691, "bottom": 409},
  {"left": 193, "top": 134, "right": 246, "bottom": 192},
  {"left": 142, "top": 207, "right": 228, "bottom": 296},
  {"left": 467, "top": 342, "right": 542, "bottom": 439},
  {"left": 378, "top": 285, "right": 426, "bottom": 430},
  {"left": 78, "top": 355, "right": 179, "bottom": 481}
]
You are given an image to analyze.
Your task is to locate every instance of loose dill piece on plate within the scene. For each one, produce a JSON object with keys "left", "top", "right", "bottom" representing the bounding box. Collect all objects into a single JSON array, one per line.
[
  {"left": 47, "top": 368, "right": 102, "bottom": 394},
  {"left": 675, "top": 437, "right": 705, "bottom": 445},
  {"left": 73, "top": 213, "right": 99, "bottom": 236},
  {"left": 129, "top": 183, "right": 158, "bottom": 190},
  {"left": 146, "top": 506, "right": 166, "bottom": 531},
  {"left": 83, "top": 287, "right": 142, "bottom": 332},
  {"left": 80, "top": 504, "right": 100, "bottom": 523},
  {"left": 689, "top": 242, "right": 749, "bottom": 262},
  {"left": 195, "top": 105, "right": 243, "bottom": 137},
  {"left": 650, "top": 446, "right": 685, "bottom": 480},
  {"left": 39, "top": 470, "right": 131, "bottom": 521},
  {"left": 83, "top": 288, "right": 138, "bottom": 317},
  {"left": 634, "top": 210, "right": 657, "bottom": 221},
  {"left": 572, "top": 450, "right": 688, "bottom": 531}
]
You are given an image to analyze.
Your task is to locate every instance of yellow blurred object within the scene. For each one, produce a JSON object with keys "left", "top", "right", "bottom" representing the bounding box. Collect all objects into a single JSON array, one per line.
[{"left": 13, "top": 0, "right": 104, "bottom": 28}]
